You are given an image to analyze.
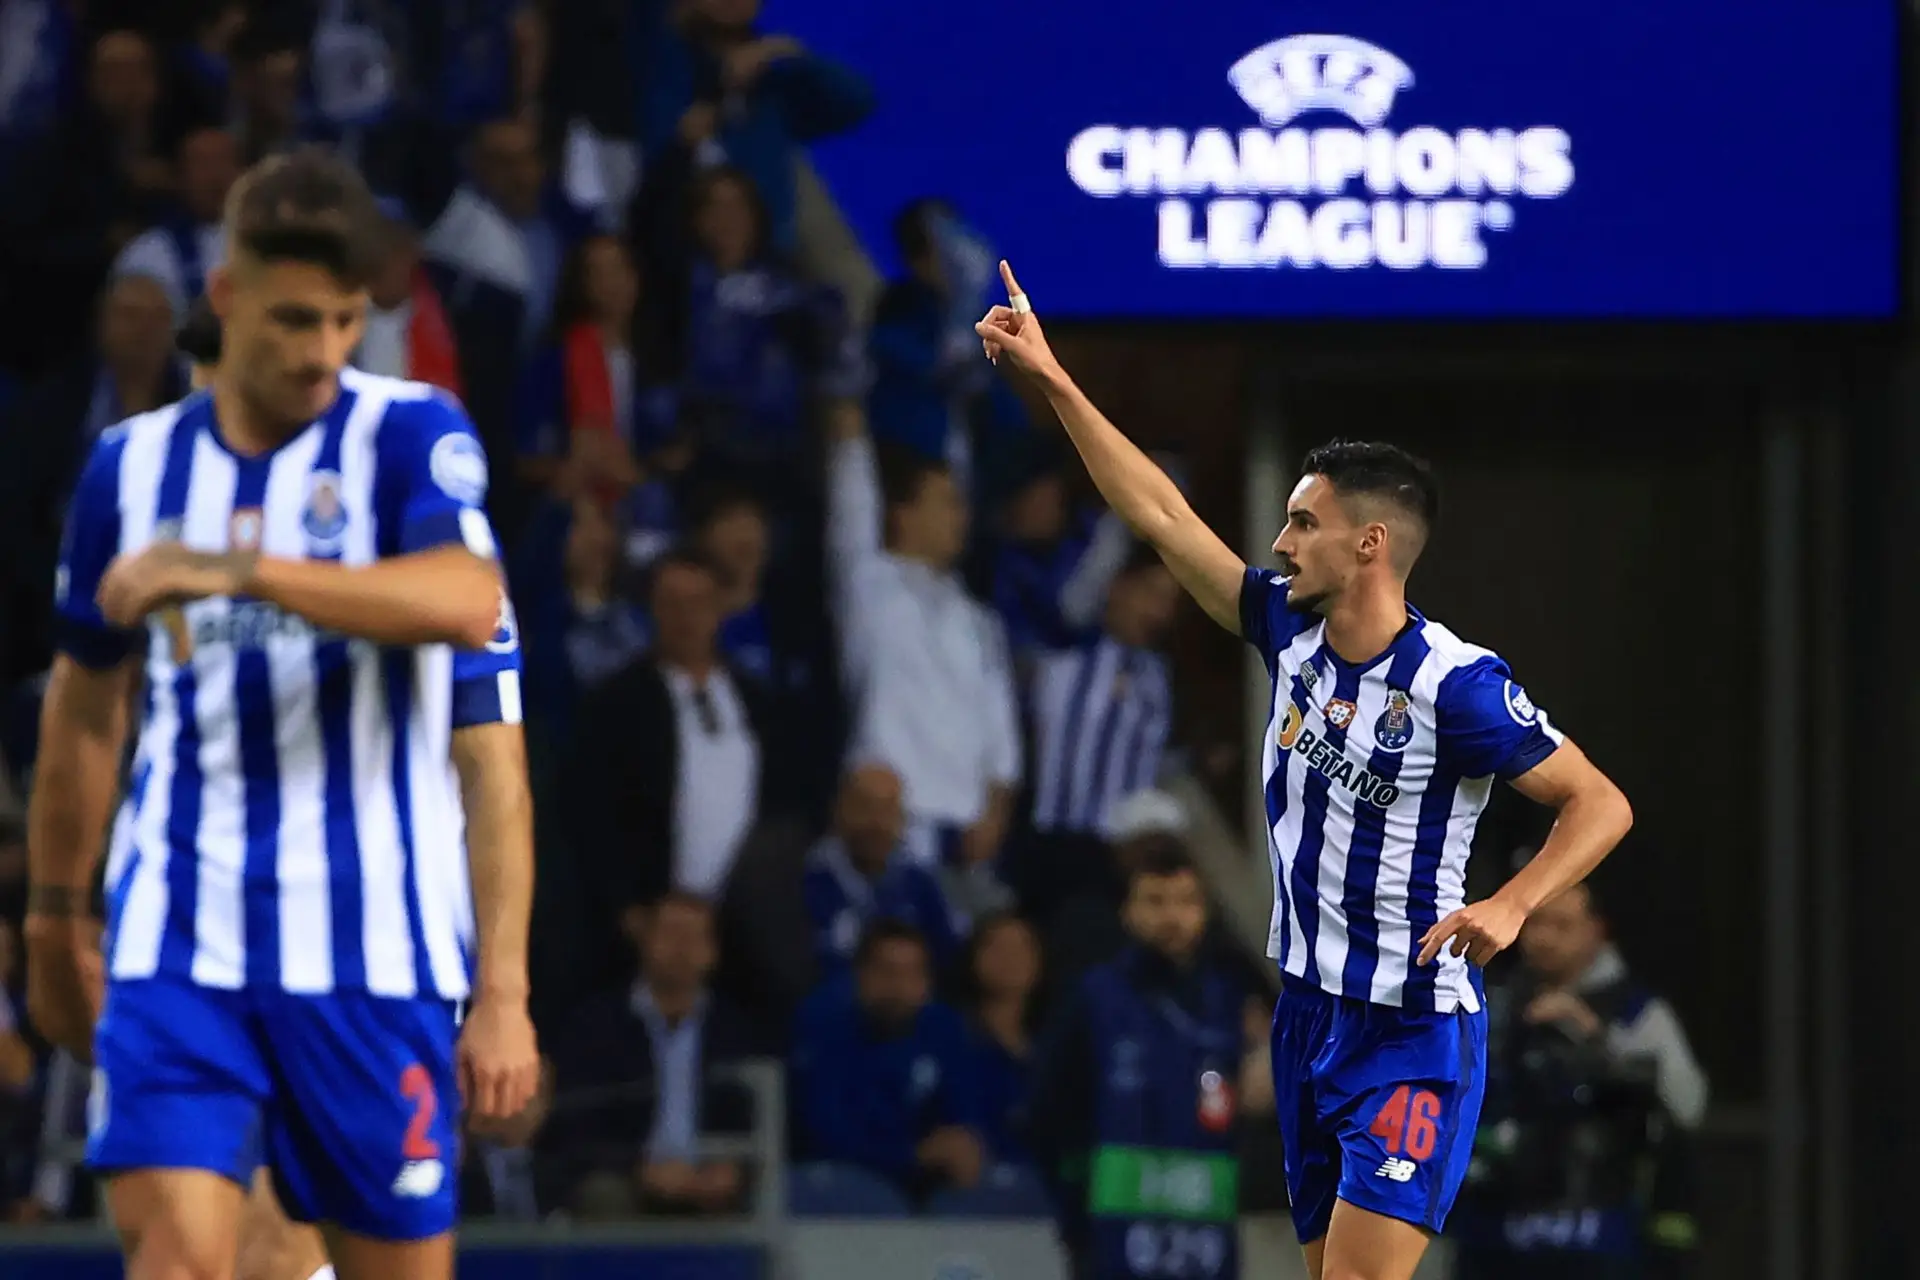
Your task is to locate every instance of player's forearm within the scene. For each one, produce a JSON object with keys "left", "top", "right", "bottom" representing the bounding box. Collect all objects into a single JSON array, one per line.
[
  {"left": 453, "top": 723, "right": 536, "bottom": 1001},
  {"left": 1491, "top": 784, "right": 1633, "bottom": 915},
  {"left": 243, "top": 547, "right": 501, "bottom": 651},
  {"left": 1032, "top": 367, "right": 1196, "bottom": 544},
  {"left": 27, "top": 664, "right": 129, "bottom": 902}
]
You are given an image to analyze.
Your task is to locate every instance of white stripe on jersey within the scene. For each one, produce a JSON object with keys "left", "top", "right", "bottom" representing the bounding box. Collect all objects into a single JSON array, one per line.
[{"left": 84, "top": 370, "right": 496, "bottom": 1000}]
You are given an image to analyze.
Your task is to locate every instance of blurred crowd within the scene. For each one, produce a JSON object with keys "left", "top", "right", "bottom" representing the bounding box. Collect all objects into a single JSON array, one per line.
[
  {"left": 0, "top": 7, "right": 1713, "bottom": 1275},
  {"left": 0, "top": 0, "right": 1259, "bottom": 1231}
]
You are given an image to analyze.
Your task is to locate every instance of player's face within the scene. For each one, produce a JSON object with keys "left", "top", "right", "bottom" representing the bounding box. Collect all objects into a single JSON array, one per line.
[
  {"left": 1272, "top": 473, "right": 1358, "bottom": 613},
  {"left": 857, "top": 939, "right": 930, "bottom": 1028},
  {"left": 972, "top": 917, "right": 1040, "bottom": 999},
  {"left": 1518, "top": 887, "right": 1603, "bottom": 983},
  {"left": 212, "top": 258, "right": 366, "bottom": 428},
  {"left": 1125, "top": 870, "right": 1208, "bottom": 962}
]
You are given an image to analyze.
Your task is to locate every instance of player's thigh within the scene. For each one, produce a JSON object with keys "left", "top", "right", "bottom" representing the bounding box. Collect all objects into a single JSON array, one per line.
[
  {"left": 1327, "top": 1006, "right": 1487, "bottom": 1237},
  {"left": 259, "top": 988, "right": 461, "bottom": 1250},
  {"left": 238, "top": 1170, "right": 331, "bottom": 1280},
  {"left": 91, "top": 978, "right": 270, "bottom": 1276},
  {"left": 106, "top": 1169, "right": 250, "bottom": 1280},
  {"left": 1317, "top": 1197, "right": 1433, "bottom": 1280},
  {"left": 1270, "top": 981, "right": 1343, "bottom": 1247}
]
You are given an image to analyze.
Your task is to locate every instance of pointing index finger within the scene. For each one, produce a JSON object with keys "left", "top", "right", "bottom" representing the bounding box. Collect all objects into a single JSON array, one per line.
[{"left": 999, "top": 260, "right": 1024, "bottom": 300}]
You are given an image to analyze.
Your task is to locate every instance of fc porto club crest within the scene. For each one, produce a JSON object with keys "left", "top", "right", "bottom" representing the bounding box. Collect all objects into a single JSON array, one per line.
[
  {"left": 1374, "top": 689, "right": 1415, "bottom": 752},
  {"left": 303, "top": 470, "right": 349, "bottom": 554}
]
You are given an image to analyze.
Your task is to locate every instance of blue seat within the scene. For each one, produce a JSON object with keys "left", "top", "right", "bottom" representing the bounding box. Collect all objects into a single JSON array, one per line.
[
  {"left": 787, "top": 1161, "right": 914, "bottom": 1217},
  {"left": 923, "top": 1162, "right": 1053, "bottom": 1218}
]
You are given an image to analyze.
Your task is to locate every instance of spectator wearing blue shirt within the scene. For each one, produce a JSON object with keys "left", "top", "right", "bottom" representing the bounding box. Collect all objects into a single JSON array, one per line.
[
  {"left": 511, "top": 496, "right": 651, "bottom": 738},
  {"left": 803, "top": 765, "right": 962, "bottom": 983},
  {"left": 989, "top": 458, "right": 1134, "bottom": 668},
  {"left": 957, "top": 914, "right": 1043, "bottom": 1168},
  {"left": 868, "top": 200, "right": 1028, "bottom": 488},
  {"left": 791, "top": 921, "right": 987, "bottom": 1198},
  {"left": 637, "top": 0, "right": 874, "bottom": 257}
]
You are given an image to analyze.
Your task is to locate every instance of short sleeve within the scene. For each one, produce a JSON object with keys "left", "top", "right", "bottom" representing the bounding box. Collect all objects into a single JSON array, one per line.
[
  {"left": 374, "top": 391, "right": 500, "bottom": 559},
  {"left": 450, "top": 588, "right": 523, "bottom": 728},
  {"left": 1238, "top": 567, "right": 1311, "bottom": 673},
  {"left": 1434, "top": 655, "right": 1565, "bottom": 781},
  {"left": 54, "top": 430, "right": 137, "bottom": 670}
]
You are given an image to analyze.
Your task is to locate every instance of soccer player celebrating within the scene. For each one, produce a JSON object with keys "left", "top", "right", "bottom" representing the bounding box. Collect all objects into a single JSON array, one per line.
[
  {"left": 978, "top": 263, "right": 1632, "bottom": 1280},
  {"left": 24, "top": 149, "right": 539, "bottom": 1280}
]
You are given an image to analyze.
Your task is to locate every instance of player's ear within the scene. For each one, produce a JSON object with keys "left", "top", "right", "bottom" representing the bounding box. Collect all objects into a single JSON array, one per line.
[{"left": 206, "top": 264, "right": 234, "bottom": 321}]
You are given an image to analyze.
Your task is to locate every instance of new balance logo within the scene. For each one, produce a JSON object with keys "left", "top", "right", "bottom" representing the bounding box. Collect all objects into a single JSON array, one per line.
[
  {"left": 392, "top": 1159, "right": 445, "bottom": 1198},
  {"left": 1227, "top": 35, "right": 1414, "bottom": 129},
  {"left": 1375, "top": 1158, "right": 1417, "bottom": 1183}
]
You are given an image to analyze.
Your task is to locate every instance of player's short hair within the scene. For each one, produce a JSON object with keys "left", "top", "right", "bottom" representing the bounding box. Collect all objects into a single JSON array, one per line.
[
  {"left": 1299, "top": 439, "right": 1440, "bottom": 533},
  {"left": 175, "top": 296, "right": 223, "bottom": 366},
  {"left": 223, "top": 147, "right": 383, "bottom": 286},
  {"left": 1128, "top": 837, "right": 1200, "bottom": 887},
  {"left": 855, "top": 918, "right": 928, "bottom": 969}
]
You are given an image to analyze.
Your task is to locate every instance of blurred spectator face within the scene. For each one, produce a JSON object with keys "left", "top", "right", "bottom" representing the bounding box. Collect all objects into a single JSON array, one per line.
[
  {"left": 1125, "top": 867, "right": 1207, "bottom": 963},
  {"left": 99, "top": 275, "right": 177, "bottom": 379},
  {"left": 368, "top": 218, "right": 421, "bottom": 311},
  {"left": 857, "top": 935, "right": 930, "bottom": 1032},
  {"left": 1105, "top": 563, "right": 1181, "bottom": 648},
  {"left": 693, "top": 173, "right": 761, "bottom": 272},
  {"left": 972, "top": 917, "right": 1040, "bottom": 1002},
  {"left": 642, "top": 895, "right": 718, "bottom": 992},
  {"left": 564, "top": 498, "right": 619, "bottom": 596},
  {"left": 836, "top": 765, "right": 905, "bottom": 871},
  {"left": 650, "top": 558, "right": 723, "bottom": 666},
  {"left": 178, "top": 128, "right": 241, "bottom": 223},
  {"left": 0, "top": 916, "right": 15, "bottom": 988},
  {"left": 1518, "top": 884, "right": 1605, "bottom": 987},
  {"left": 581, "top": 236, "right": 639, "bottom": 325},
  {"left": 211, "top": 256, "right": 368, "bottom": 428},
  {"left": 90, "top": 31, "right": 159, "bottom": 125},
  {"left": 475, "top": 121, "right": 546, "bottom": 222},
  {"left": 237, "top": 45, "right": 304, "bottom": 131},
  {"left": 698, "top": 500, "right": 768, "bottom": 596},
  {"left": 1003, "top": 472, "right": 1067, "bottom": 543},
  {"left": 888, "top": 468, "right": 968, "bottom": 569}
]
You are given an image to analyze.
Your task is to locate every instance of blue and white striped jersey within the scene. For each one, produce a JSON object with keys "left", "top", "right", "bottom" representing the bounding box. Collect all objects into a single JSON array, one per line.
[
  {"left": 54, "top": 369, "right": 520, "bottom": 1002},
  {"left": 1242, "top": 568, "right": 1562, "bottom": 1014}
]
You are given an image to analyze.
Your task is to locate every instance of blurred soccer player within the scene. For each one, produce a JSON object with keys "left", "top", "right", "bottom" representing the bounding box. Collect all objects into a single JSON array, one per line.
[
  {"left": 979, "top": 263, "right": 1632, "bottom": 1280},
  {"left": 177, "top": 297, "right": 536, "bottom": 1280},
  {"left": 24, "top": 149, "right": 539, "bottom": 1280}
]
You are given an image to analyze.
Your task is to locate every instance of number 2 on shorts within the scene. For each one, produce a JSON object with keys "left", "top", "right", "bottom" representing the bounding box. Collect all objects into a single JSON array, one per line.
[
  {"left": 1368, "top": 1085, "right": 1441, "bottom": 1161},
  {"left": 400, "top": 1063, "right": 441, "bottom": 1160}
]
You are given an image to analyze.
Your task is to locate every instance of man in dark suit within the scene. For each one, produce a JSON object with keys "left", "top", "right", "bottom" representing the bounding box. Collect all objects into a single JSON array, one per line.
[
  {"left": 543, "top": 892, "right": 762, "bottom": 1217},
  {"left": 566, "top": 550, "right": 779, "bottom": 992},
  {"left": 0, "top": 272, "right": 186, "bottom": 686}
]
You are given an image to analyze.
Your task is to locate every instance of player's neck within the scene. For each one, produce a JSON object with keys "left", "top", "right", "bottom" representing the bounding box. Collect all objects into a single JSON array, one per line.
[
  {"left": 1320, "top": 580, "right": 1411, "bottom": 665},
  {"left": 209, "top": 370, "right": 305, "bottom": 455}
]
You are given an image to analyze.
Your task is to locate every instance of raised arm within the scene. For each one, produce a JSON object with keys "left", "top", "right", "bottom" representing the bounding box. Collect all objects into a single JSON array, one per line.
[{"left": 977, "top": 262, "right": 1248, "bottom": 634}]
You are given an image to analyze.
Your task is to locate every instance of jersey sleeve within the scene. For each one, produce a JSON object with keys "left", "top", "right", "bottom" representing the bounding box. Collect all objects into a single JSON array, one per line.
[
  {"left": 1433, "top": 655, "right": 1565, "bottom": 781},
  {"left": 450, "top": 587, "right": 524, "bottom": 728},
  {"left": 1238, "top": 566, "right": 1311, "bottom": 674},
  {"left": 374, "top": 390, "right": 500, "bottom": 559},
  {"left": 53, "top": 430, "right": 137, "bottom": 670}
]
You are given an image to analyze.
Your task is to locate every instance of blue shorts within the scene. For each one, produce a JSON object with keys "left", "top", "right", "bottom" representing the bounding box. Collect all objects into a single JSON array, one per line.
[
  {"left": 1269, "top": 973, "right": 1487, "bottom": 1243},
  {"left": 88, "top": 976, "right": 461, "bottom": 1240}
]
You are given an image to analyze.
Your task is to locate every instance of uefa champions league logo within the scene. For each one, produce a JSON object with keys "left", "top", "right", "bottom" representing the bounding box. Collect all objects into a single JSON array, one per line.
[{"left": 1064, "top": 33, "right": 1575, "bottom": 270}]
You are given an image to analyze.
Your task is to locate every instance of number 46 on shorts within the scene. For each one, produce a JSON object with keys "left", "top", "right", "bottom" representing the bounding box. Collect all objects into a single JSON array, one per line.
[{"left": 1368, "top": 1084, "right": 1443, "bottom": 1178}]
